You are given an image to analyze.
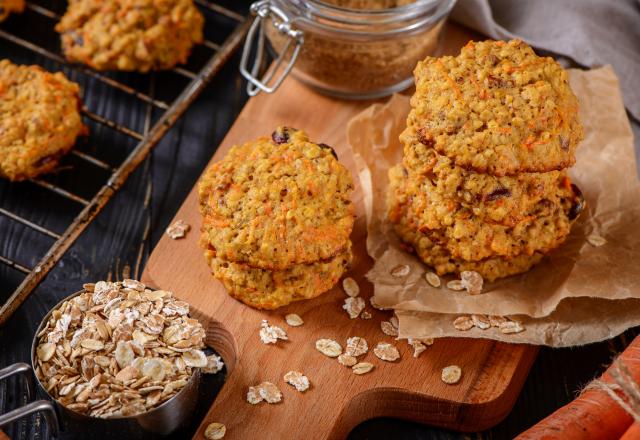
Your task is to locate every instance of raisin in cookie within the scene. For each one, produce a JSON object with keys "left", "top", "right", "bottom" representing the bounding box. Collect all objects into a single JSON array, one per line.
[{"left": 0, "top": 60, "right": 87, "bottom": 181}]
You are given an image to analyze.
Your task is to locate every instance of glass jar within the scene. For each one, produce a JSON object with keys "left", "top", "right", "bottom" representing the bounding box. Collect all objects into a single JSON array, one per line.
[{"left": 240, "top": 0, "right": 456, "bottom": 99}]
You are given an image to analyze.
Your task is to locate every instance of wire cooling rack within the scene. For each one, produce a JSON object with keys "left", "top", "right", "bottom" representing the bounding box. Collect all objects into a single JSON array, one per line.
[{"left": 0, "top": 0, "right": 250, "bottom": 325}]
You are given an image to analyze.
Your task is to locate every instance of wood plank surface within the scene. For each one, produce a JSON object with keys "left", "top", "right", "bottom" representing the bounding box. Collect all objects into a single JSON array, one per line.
[{"left": 141, "top": 24, "right": 539, "bottom": 439}]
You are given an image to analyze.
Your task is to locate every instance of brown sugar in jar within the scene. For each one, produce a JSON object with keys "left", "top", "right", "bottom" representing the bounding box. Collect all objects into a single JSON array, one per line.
[{"left": 242, "top": 0, "right": 455, "bottom": 99}]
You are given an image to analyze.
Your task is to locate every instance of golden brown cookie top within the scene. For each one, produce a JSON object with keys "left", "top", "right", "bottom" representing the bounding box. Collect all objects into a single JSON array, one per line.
[
  {"left": 409, "top": 39, "right": 583, "bottom": 176},
  {"left": 199, "top": 127, "right": 355, "bottom": 270},
  {"left": 55, "top": 0, "right": 204, "bottom": 72},
  {"left": 0, "top": 60, "right": 86, "bottom": 181}
]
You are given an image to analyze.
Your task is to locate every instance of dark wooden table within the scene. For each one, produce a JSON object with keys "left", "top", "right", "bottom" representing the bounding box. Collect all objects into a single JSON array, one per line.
[{"left": 1, "top": 1, "right": 638, "bottom": 439}]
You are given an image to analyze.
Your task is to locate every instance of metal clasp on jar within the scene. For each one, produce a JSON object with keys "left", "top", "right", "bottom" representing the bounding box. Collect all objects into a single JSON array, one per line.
[{"left": 240, "top": 0, "right": 304, "bottom": 96}]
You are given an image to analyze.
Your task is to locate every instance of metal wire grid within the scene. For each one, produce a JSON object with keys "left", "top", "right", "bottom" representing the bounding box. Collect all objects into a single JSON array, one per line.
[{"left": 0, "top": 1, "right": 250, "bottom": 325}]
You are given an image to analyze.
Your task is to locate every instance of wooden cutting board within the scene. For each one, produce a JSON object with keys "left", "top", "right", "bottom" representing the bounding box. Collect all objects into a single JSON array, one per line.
[{"left": 141, "top": 24, "right": 539, "bottom": 439}]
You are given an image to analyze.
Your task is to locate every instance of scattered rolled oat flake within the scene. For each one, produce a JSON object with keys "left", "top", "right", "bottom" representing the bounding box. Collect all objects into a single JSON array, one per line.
[
  {"left": 315, "top": 339, "right": 342, "bottom": 358},
  {"left": 373, "top": 342, "right": 400, "bottom": 362},
  {"left": 352, "top": 362, "right": 374, "bottom": 375},
  {"left": 408, "top": 338, "right": 428, "bottom": 358},
  {"left": 380, "top": 321, "right": 399, "bottom": 337},
  {"left": 285, "top": 313, "right": 304, "bottom": 327},
  {"left": 246, "top": 386, "right": 263, "bottom": 404},
  {"left": 258, "top": 382, "right": 282, "bottom": 403},
  {"left": 166, "top": 219, "right": 190, "bottom": 240},
  {"left": 343, "top": 297, "right": 365, "bottom": 319},
  {"left": 446, "top": 280, "right": 465, "bottom": 291},
  {"left": 471, "top": 314, "right": 491, "bottom": 330},
  {"left": 202, "top": 354, "right": 224, "bottom": 374},
  {"left": 342, "top": 277, "right": 360, "bottom": 297},
  {"left": 259, "top": 320, "right": 288, "bottom": 344},
  {"left": 441, "top": 365, "right": 462, "bottom": 384},
  {"left": 36, "top": 343, "right": 55, "bottom": 362},
  {"left": 460, "top": 271, "right": 483, "bottom": 295},
  {"left": 183, "top": 349, "right": 207, "bottom": 368},
  {"left": 360, "top": 310, "right": 372, "bottom": 320},
  {"left": 390, "top": 315, "right": 399, "bottom": 329},
  {"left": 488, "top": 315, "right": 507, "bottom": 327},
  {"left": 390, "top": 264, "right": 411, "bottom": 278},
  {"left": 338, "top": 354, "right": 357, "bottom": 367},
  {"left": 284, "top": 371, "right": 310, "bottom": 392},
  {"left": 425, "top": 271, "right": 441, "bottom": 288},
  {"left": 587, "top": 234, "right": 606, "bottom": 247},
  {"left": 345, "top": 336, "right": 368, "bottom": 357},
  {"left": 499, "top": 320, "right": 525, "bottom": 334},
  {"left": 453, "top": 316, "right": 474, "bottom": 331},
  {"left": 204, "top": 422, "right": 226, "bottom": 440}
]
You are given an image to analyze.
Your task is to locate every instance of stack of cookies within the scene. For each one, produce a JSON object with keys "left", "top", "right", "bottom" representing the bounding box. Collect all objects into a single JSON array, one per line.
[
  {"left": 388, "top": 40, "right": 585, "bottom": 282},
  {"left": 199, "top": 127, "right": 355, "bottom": 309}
]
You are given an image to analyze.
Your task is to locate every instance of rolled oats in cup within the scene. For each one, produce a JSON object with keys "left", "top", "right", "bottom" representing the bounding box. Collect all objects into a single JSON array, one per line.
[{"left": 34, "top": 280, "right": 209, "bottom": 418}]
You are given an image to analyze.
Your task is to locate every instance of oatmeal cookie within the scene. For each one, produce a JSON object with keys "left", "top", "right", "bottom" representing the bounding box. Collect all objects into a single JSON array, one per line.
[
  {"left": 55, "top": 0, "right": 204, "bottom": 72},
  {"left": 409, "top": 39, "right": 583, "bottom": 176},
  {"left": 388, "top": 164, "right": 584, "bottom": 262},
  {"left": 0, "top": 60, "right": 87, "bottom": 181},
  {"left": 199, "top": 127, "right": 355, "bottom": 270},
  {"left": 204, "top": 241, "right": 352, "bottom": 309},
  {"left": 394, "top": 138, "right": 575, "bottom": 228},
  {"left": 0, "top": 0, "right": 24, "bottom": 22},
  {"left": 390, "top": 197, "right": 545, "bottom": 281}
]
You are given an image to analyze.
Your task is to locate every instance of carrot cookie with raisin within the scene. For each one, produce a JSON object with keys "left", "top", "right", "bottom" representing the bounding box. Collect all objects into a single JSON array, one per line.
[
  {"left": 408, "top": 39, "right": 583, "bottom": 176},
  {"left": 0, "top": 60, "right": 87, "bottom": 181},
  {"left": 199, "top": 127, "right": 355, "bottom": 308},
  {"left": 55, "top": 0, "right": 204, "bottom": 72}
]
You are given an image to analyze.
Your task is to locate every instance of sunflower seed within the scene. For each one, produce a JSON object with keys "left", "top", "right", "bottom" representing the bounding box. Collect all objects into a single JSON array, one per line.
[{"left": 446, "top": 280, "right": 465, "bottom": 291}]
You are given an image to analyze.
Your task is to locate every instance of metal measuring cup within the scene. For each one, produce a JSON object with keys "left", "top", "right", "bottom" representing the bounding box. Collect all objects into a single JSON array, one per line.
[{"left": 0, "top": 290, "right": 202, "bottom": 439}]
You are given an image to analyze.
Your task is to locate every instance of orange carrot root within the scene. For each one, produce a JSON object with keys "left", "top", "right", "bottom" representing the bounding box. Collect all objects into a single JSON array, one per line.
[
  {"left": 620, "top": 422, "right": 640, "bottom": 440},
  {"left": 516, "top": 336, "right": 640, "bottom": 440}
]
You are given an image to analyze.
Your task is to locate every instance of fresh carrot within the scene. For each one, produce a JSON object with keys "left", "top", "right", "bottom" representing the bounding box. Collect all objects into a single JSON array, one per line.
[
  {"left": 516, "top": 335, "right": 640, "bottom": 440},
  {"left": 620, "top": 422, "right": 640, "bottom": 440}
]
